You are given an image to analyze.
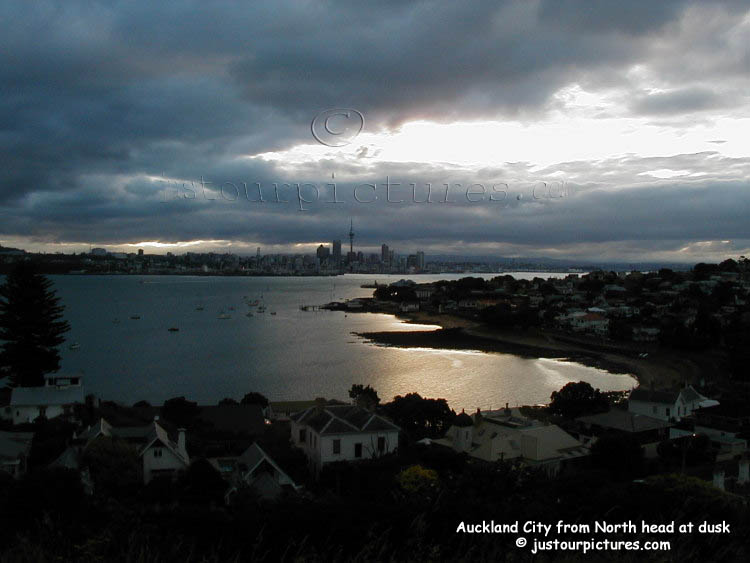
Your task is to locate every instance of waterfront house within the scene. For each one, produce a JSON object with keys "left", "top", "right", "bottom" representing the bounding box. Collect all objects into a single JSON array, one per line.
[
  {"left": 0, "top": 430, "right": 34, "bottom": 478},
  {"left": 290, "top": 404, "right": 400, "bottom": 475},
  {"left": 436, "top": 408, "right": 588, "bottom": 476},
  {"left": 628, "top": 385, "right": 718, "bottom": 422},
  {"left": 4, "top": 374, "right": 85, "bottom": 425}
]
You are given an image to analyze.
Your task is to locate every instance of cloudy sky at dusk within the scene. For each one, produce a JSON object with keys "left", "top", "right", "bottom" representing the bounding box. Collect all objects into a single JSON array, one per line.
[{"left": 1, "top": 0, "right": 749, "bottom": 263}]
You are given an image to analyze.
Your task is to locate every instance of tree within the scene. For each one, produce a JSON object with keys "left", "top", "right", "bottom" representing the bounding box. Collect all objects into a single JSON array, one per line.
[
  {"left": 0, "top": 261, "right": 70, "bottom": 387},
  {"left": 381, "top": 393, "right": 455, "bottom": 441},
  {"left": 348, "top": 384, "right": 380, "bottom": 410},
  {"left": 548, "top": 381, "right": 608, "bottom": 419},
  {"left": 162, "top": 396, "right": 200, "bottom": 428},
  {"left": 218, "top": 397, "right": 239, "bottom": 406},
  {"left": 240, "top": 392, "right": 269, "bottom": 407}
]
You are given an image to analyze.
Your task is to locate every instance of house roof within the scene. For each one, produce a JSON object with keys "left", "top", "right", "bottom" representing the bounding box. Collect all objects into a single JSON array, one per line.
[
  {"left": 292, "top": 405, "right": 399, "bottom": 435},
  {"left": 238, "top": 443, "right": 296, "bottom": 486},
  {"left": 520, "top": 425, "right": 585, "bottom": 461},
  {"left": 10, "top": 385, "right": 84, "bottom": 407},
  {"left": 629, "top": 387, "right": 680, "bottom": 405},
  {"left": 140, "top": 421, "right": 189, "bottom": 465},
  {"left": 577, "top": 409, "right": 671, "bottom": 432},
  {"left": 629, "top": 385, "right": 713, "bottom": 406}
]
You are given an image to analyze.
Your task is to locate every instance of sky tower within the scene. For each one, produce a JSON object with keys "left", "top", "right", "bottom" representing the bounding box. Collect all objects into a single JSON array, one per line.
[{"left": 348, "top": 219, "right": 354, "bottom": 255}]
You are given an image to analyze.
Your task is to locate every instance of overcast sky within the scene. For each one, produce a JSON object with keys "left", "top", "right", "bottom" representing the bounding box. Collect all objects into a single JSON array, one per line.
[{"left": 1, "top": 0, "right": 749, "bottom": 263}]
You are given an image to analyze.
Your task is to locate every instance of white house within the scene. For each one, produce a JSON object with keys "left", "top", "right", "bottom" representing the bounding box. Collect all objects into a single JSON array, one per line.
[
  {"left": 4, "top": 374, "right": 85, "bottom": 425},
  {"left": 628, "top": 385, "right": 718, "bottom": 422},
  {"left": 0, "top": 430, "right": 34, "bottom": 478},
  {"left": 73, "top": 416, "right": 190, "bottom": 484},
  {"left": 290, "top": 404, "right": 399, "bottom": 475},
  {"left": 436, "top": 408, "right": 588, "bottom": 476}
]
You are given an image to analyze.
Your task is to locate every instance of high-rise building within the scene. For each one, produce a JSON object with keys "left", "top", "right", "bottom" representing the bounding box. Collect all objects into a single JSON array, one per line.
[
  {"left": 316, "top": 244, "right": 330, "bottom": 260},
  {"left": 416, "top": 251, "right": 425, "bottom": 271},
  {"left": 348, "top": 219, "right": 355, "bottom": 255},
  {"left": 381, "top": 244, "right": 389, "bottom": 264},
  {"left": 332, "top": 240, "right": 342, "bottom": 266}
]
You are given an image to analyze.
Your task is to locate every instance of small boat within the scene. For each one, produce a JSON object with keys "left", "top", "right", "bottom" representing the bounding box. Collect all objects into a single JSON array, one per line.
[
  {"left": 168, "top": 327, "right": 179, "bottom": 332},
  {"left": 130, "top": 315, "right": 141, "bottom": 320},
  {"left": 195, "top": 306, "right": 204, "bottom": 311},
  {"left": 217, "top": 313, "right": 231, "bottom": 319},
  {"left": 270, "top": 311, "right": 277, "bottom": 315},
  {"left": 245, "top": 312, "right": 254, "bottom": 318},
  {"left": 69, "top": 342, "right": 81, "bottom": 350},
  {"left": 257, "top": 305, "right": 266, "bottom": 313}
]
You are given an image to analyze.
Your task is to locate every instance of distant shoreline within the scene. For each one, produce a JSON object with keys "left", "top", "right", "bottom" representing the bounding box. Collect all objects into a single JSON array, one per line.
[{"left": 356, "top": 311, "right": 711, "bottom": 390}]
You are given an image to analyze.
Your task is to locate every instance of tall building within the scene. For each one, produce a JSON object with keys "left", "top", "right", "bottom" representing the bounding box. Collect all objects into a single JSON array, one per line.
[
  {"left": 381, "top": 244, "right": 389, "bottom": 264},
  {"left": 316, "top": 244, "right": 330, "bottom": 260},
  {"left": 348, "top": 219, "right": 355, "bottom": 255},
  {"left": 416, "top": 251, "right": 425, "bottom": 271},
  {"left": 332, "top": 240, "right": 342, "bottom": 267}
]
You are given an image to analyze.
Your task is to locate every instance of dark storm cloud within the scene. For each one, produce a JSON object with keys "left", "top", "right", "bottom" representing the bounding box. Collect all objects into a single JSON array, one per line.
[
  {"left": 0, "top": 0, "right": 749, "bottom": 260},
  {"left": 631, "top": 87, "right": 731, "bottom": 115}
]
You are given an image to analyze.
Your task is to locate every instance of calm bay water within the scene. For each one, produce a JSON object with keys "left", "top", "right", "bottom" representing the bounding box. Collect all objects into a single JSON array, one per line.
[{"left": 36, "top": 273, "right": 636, "bottom": 410}]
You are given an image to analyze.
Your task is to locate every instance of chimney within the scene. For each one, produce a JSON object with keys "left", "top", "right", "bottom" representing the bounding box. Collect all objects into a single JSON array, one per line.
[{"left": 177, "top": 428, "right": 187, "bottom": 455}]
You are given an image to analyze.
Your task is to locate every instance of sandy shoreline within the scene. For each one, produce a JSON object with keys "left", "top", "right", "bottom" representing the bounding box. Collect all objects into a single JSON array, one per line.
[{"left": 358, "top": 311, "right": 714, "bottom": 390}]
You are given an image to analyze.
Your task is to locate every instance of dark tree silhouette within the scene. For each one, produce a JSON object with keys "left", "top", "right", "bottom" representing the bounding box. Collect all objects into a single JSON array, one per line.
[
  {"left": 240, "top": 391, "right": 269, "bottom": 407},
  {"left": 348, "top": 384, "right": 380, "bottom": 410},
  {"left": 549, "top": 381, "right": 609, "bottom": 419},
  {"left": 0, "top": 261, "right": 70, "bottom": 387}
]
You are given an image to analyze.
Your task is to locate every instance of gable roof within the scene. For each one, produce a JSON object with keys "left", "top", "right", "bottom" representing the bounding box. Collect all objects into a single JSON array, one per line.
[
  {"left": 629, "top": 387, "right": 680, "bottom": 405},
  {"left": 139, "top": 421, "right": 189, "bottom": 465},
  {"left": 238, "top": 443, "right": 296, "bottom": 486},
  {"left": 78, "top": 417, "right": 188, "bottom": 465},
  {"left": 292, "top": 405, "right": 399, "bottom": 435},
  {"left": 629, "top": 385, "right": 714, "bottom": 407}
]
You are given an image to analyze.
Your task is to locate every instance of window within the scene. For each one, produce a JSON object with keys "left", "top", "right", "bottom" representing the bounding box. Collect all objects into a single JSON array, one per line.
[
  {"left": 333, "top": 439, "right": 341, "bottom": 455},
  {"left": 299, "top": 429, "right": 306, "bottom": 443},
  {"left": 666, "top": 408, "right": 671, "bottom": 417},
  {"left": 377, "top": 436, "right": 386, "bottom": 452},
  {"left": 153, "top": 448, "right": 163, "bottom": 458},
  {"left": 354, "top": 443, "right": 362, "bottom": 458}
]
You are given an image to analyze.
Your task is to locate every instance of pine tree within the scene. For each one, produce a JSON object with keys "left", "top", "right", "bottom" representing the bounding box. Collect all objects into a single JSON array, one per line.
[{"left": 0, "top": 261, "right": 70, "bottom": 387}]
